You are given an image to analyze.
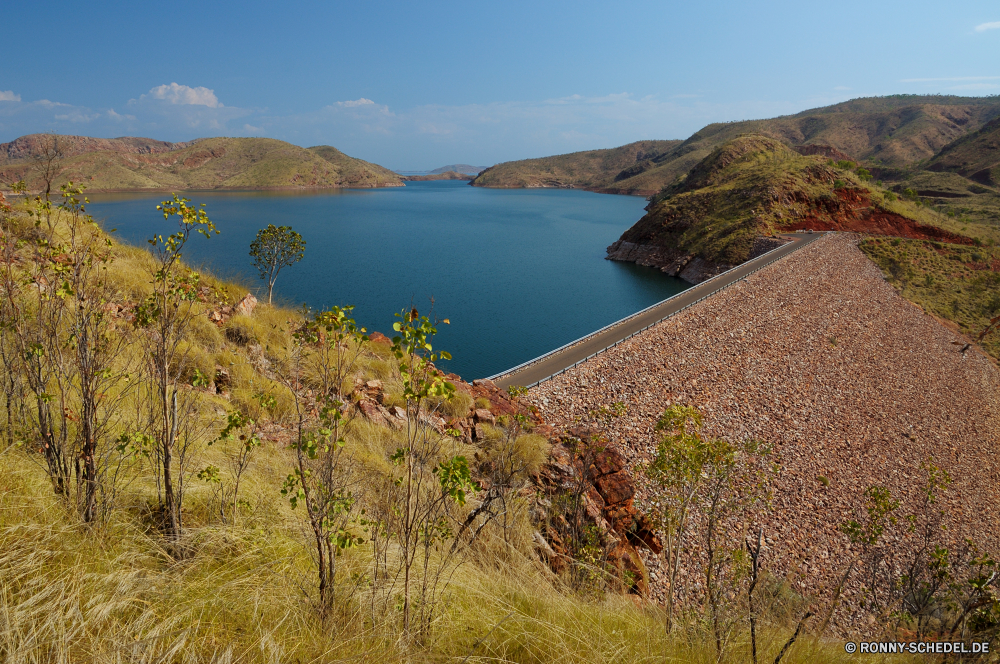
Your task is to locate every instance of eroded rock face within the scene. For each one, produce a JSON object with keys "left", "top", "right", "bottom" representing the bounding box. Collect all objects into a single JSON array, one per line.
[
  {"left": 605, "top": 239, "right": 735, "bottom": 284},
  {"left": 792, "top": 144, "right": 854, "bottom": 161},
  {"left": 346, "top": 365, "right": 660, "bottom": 595},
  {"left": 532, "top": 427, "right": 662, "bottom": 594}
]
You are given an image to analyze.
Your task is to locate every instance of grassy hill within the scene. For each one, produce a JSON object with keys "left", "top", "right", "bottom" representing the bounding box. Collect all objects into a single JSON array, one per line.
[
  {"left": 927, "top": 114, "right": 1000, "bottom": 186},
  {"left": 607, "top": 135, "right": 983, "bottom": 280},
  {"left": 470, "top": 140, "right": 683, "bottom": 195},
  {"left": 472, "top": 95, "right": 1000, "bottom": 196},
  {"left": 429, "top": 163, "right": 488, "bottom": 175},
  {"left": 0, "top": 134, "right": 404, "bottom": 191},
  {"left": 400, "top": 170, "right": 474, "bottom": 181}
]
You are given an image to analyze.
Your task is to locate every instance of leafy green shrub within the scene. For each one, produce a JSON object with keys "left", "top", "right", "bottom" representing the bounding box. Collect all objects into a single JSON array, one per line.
[
  {"left": 855, "top": 167, "right": 872, "bottom": 181},
  {"left": 833, "top": 179, "right": 846, "bottom": 189}
]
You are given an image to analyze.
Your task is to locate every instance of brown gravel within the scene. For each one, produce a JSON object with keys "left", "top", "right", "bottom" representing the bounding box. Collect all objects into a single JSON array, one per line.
[{"left": 527, "top": 233, "right": 1000, "bottom": 634}]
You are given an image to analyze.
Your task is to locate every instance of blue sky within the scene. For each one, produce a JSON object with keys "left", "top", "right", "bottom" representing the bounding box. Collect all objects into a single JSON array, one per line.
[{"left": 1, "top": 0, "right": 998, "bottom": 169}]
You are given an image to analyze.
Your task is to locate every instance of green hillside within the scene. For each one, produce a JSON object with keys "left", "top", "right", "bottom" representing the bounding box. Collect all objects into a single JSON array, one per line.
[
  {"left": 608, "top": 136, "right": 979, "bottom": 278},
  {"left": 400, "top": 170, "right": 474, "bottom": 181},
  {"left": 472, "top": 95, "right": 1000, "bottom": 196},
  {"left": 471, "top": 140, "right": 682, "bottom": 195},
  {"left": 0, "top": 134, "right": 404, "bottom": 191},
  {"left": 927, "top": 115, "right": 1000, "bottom": 186}
]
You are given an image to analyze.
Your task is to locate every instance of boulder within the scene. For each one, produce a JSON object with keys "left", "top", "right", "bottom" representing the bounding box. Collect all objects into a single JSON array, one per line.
[
  {"left": 234, "top": 293, "right": 257, "bottom": 317},
  {"left": 358, "top": 399, "right": 391, "bottom": 428},
  {"left": 474, "top": 408, "right": 496, "bottom": 425}
]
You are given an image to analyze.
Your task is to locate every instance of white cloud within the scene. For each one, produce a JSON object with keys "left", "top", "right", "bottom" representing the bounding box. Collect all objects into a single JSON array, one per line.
[
  {"left": 974, "top": 21, "right": 1000, "bottom": 32},
  {"left": 0, "top": 90, "right": 20, "bottom": 102},
  {"left": 106, "top": 109, "right": 136, "bottom": 121},
  {"left": 141, "top": 82, "right": 222, "bottom": 108},
  {"left": 0, "top": 87, "right": 856, "bottom": 170},
  {"left": 901, "top": 76, "right": 1000, "bottom": 82},
  {"left": 335, "top": 98, "right": 375, "bottom": 108},
  {"left": 54, "top": 111, "right": 101, "bottom": 123}
]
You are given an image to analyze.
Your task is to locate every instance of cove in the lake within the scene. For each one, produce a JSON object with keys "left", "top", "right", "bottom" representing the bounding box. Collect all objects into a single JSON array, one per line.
[{"left": 87, "top": 180, "right": 690, "bottom": 379}]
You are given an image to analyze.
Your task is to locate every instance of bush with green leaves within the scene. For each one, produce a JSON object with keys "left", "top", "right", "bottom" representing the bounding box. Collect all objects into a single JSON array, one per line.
[
  {"left": 643, "top": 404, "right": 776, "bottom": 653},
  {"left": 840, "top": 461, "right": 1000, "bottom": 640},
  {"left": 249, "top": 224, "right": 305, "bottom": 304}
]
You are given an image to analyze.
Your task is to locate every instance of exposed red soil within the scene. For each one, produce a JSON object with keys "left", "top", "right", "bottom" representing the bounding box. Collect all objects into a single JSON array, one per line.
[{"left": 783, "top": 188, "right": 974, "bottom": 245}]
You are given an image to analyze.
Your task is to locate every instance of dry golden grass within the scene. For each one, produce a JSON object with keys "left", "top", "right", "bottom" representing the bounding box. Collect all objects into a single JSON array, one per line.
[{"left": 0, "top": 199, "right": 928, "bottom": 663}]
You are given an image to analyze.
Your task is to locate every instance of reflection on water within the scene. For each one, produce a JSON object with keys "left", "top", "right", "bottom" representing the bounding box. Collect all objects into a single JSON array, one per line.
[{"left": 88, "top": 181, "right": 690, "bottom": 379}]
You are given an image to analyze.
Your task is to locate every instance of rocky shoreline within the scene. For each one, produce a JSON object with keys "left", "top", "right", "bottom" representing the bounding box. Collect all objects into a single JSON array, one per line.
[
  {"left": 532, "top": 233, "right": 1000, "bottom": 634},
  {"left": 606, "top": 234, "right": 789, "bottom": 284}
]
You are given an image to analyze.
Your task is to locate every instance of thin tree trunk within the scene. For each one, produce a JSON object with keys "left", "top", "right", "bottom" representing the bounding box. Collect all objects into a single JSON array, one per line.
[
  {"left": 82, "top": 394, "right": 97, "bottom": 522},
  {"left": 163, "top": 387, "right": 179, "bottom": 539}
]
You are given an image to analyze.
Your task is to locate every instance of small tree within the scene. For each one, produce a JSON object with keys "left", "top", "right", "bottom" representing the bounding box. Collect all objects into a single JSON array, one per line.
[
  {"left": 249, "top": 225, "right": 305, "bottom": 304},
  {"left": 280, "top": 304, "right": 369, "bottom": 617},
  {"left": 134, "top": 195, "right": 218, "bottom": 541}
]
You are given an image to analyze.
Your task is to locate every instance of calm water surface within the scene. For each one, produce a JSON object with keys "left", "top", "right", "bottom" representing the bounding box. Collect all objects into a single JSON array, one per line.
[{"left": 88, "top": 181, "right": 689, "bottom": 379}]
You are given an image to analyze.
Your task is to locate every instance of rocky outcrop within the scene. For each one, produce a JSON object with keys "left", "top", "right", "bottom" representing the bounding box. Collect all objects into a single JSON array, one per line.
[
  {"left": 234, "top": 293, "right": 257, "bottom": 317},
  {"left": 605, "top": 239, "right": 735, "bottom": 284},
  {"left": 532, "top": 426, "right": 662, "bottom": 594},
  {"left": 348, "top": 370, "right": 660, "bottom": 594},
  {"left": 0, "top": 134, "right": 189, "bottom": 161}
]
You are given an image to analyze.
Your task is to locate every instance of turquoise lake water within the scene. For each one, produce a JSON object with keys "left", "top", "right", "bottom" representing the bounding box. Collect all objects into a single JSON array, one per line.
[{"left": 87, "top": 181, "right": 690, "bottom": 380}]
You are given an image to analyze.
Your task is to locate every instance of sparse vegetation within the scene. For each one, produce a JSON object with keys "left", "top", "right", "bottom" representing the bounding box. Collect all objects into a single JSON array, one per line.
[
  {"left": 860, "top": 236, "right": 1000, "bottom": 359},
  {"left": 474, "top": 95, "right": 1000, "bottom": 197},
  {"left": 0, "top": 135, "right": 404, "bottom": 192},
  {"left": 613, "top": 135, "right": 977, "bottom": 270}
]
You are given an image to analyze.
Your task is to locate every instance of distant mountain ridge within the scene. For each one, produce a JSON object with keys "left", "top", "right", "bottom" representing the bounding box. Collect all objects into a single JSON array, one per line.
[
  {"left": 0, "top": 134, "right": 404, "bottom": 191},
  {"left": 471, "top": 95, "right": 1000, "bottom": 196},
  {"left": 429, "top": 164, "right": 488, "bottom": 175},
  {"left": 400, "top": 171, "right": 474, "bottom": 181},
  {"left": 471, "top": 140, "right": 682, "bottom": 195}
]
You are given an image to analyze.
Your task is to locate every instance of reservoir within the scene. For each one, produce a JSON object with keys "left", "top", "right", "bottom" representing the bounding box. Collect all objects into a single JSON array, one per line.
[{"left": 88, "top": 180, "right": 690, "bottom": 379}]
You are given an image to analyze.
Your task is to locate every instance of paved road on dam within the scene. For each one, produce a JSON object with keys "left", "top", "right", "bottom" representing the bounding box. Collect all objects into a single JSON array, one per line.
[{"left": 491, "top": 233, "right": 828, "bottom": 390}]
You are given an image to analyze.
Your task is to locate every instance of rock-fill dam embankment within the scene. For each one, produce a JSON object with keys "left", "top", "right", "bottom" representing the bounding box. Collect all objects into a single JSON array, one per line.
[{"left": 529, "top": 233, "right": 1000, "bottom": 634}]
